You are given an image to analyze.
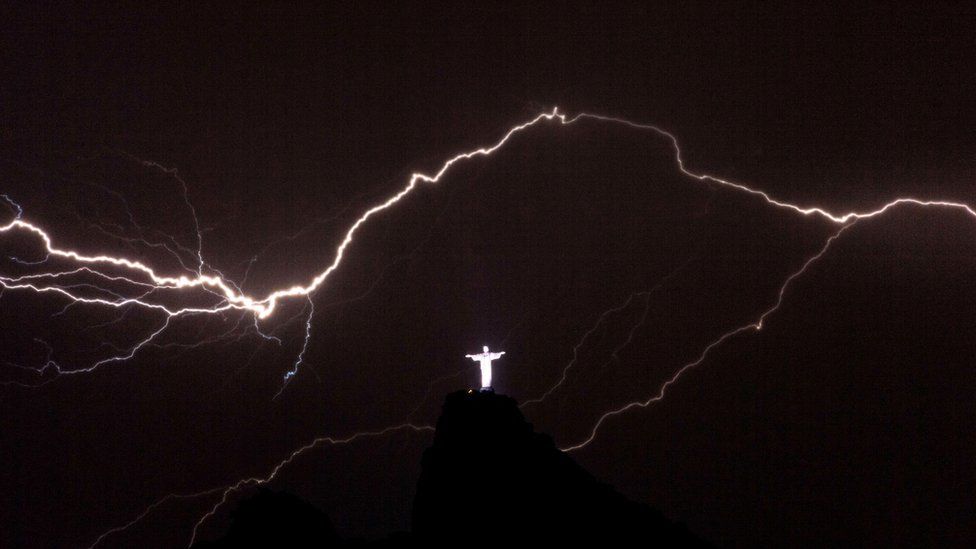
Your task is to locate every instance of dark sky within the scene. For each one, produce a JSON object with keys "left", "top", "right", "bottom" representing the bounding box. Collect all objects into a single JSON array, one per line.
[{"left": 2, "top": 3, "right": 976, "bottom": 547}]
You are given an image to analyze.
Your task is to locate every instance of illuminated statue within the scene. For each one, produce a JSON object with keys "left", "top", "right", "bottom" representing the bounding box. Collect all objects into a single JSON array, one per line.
[{"left": 465, "top": 346, "right": 505, "bottom": 390}]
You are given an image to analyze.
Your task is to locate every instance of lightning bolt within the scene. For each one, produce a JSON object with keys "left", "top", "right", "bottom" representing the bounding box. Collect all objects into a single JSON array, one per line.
[
  {"left": 520, "top": 257, "right": 697, "bottom": 409},
  {"left": 86, "top": 487, "right": 228, "bottom": 549},
  {"left": 5, "top": 107, "right": 976, "bottom": 546},
  {"left": 4, "top": 108, "right": 975, "bottom": 381},
  {"left": 86, "top": 422, "right": 434, "bottom": 548},
  {"left": 273, "top": 296, "right": 315, "bottom": 400},
  {"left": 558, "top": 221, "right": 857, "bottom": 452}
]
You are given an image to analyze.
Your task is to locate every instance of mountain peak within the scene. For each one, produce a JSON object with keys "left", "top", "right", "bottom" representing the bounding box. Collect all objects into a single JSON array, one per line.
[{"left": 413, "top": 390, "right": 709, "bottom": 545}]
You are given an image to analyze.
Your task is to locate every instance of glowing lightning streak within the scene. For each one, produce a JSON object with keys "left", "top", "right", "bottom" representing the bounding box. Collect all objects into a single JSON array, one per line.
[
  {"left": 86, "top": 424, "right": 434, "bottom": 548},
  {"left": 569, "top": 113, "right": 976, "bottom": 223},
  {"left": 2, "top": 193, "right": 23, "bottom": 219},
  {"left": 86, "top": 487, "right": 228, "bottom": 549},
  {"left": 5, "top": 108, "right": 976, "bottom": 378},
  {"left": 521, "top": 258, "right": 695, "bottom": 409},
  {"left": 273, "top": 296, "right": 315, "bottom": 400},
  {"left": 184, "top": 423, "right": 433, "bottom": 548},
  {"left": 0, "top": 110, "right": 569, "bottom": 325},
  {"left": 0, "top": 111, "right": 585, "bottom": 383},
  {"left": 7, "top": 110, "right": 974, "bottom": 318},
  {"left": 559, "top": 221, "right": 858, "bottom": 452},
  {"left": 86, "top": 316, "right": 173, "bottom": 372},
  {"left": 7, "top": 107, "right": 976, "bottom": 543}
]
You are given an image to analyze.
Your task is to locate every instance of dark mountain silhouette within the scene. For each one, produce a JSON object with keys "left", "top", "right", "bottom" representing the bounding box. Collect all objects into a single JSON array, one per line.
[
  {"left": 194, "top": 389, "right": 709, "bottom": 547},
  {"left": 191, "top": 489, "right": 340, "bottom": 548},
  {"left": 414, "top": 389, "right": 709, "bottom": 545}
]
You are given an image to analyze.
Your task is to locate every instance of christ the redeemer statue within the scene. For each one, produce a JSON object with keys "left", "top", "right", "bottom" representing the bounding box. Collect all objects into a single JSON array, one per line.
[{"left": 466, "top": 346, "right": 505, "bottom": 391}]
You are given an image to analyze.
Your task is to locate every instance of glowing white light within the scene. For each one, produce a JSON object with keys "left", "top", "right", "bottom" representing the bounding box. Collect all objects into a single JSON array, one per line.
[{"left": 466, "top": 345, "right": 505, "bottom": 389}]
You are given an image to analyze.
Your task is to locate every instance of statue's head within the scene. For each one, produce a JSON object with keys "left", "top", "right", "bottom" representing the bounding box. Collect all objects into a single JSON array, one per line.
[{"left": 483, "top": 345, "right": 489, "bottom": 352}]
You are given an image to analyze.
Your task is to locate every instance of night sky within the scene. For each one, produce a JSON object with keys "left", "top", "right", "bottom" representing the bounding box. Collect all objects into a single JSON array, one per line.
[{"left": 3, "top": 3, "right": 976, "bottom": 547}]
